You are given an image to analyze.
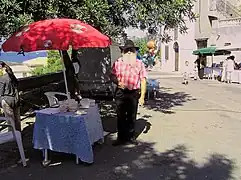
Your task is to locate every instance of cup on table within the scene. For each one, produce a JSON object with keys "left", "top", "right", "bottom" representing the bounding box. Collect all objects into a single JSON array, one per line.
[
  {"left": 80, "top": 98, "right": 90, "bottom": 108},
  {"left": 89, "top": 99, "right": 95, "bottom": 106},
  {"left": 58, "top": 101, "right": 67, "bottom": 112},
  {"left": 68, "top": 99, "right": 78, "bottom": 111}
]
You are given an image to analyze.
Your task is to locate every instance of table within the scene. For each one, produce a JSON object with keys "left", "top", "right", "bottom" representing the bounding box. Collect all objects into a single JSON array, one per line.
[
  {"left": 33, "top": 104, "right": 104, "bottom": 164},
  {"left": 204, "top": 67, "right": 222, "bottom": 79},
  {"left": 147, "top": 79, "right": 160, "bottom": 99},
  {"left": 231, "top": 70, "right": 241, "bottom": 83},
  {"left": 218, "top": 70, "right": 241, "bottom": 83}
]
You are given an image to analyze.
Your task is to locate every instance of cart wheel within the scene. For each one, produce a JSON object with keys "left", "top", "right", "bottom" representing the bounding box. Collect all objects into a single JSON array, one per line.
[{"left": 42, "top": 160, "right": 51, "bottom": 167}]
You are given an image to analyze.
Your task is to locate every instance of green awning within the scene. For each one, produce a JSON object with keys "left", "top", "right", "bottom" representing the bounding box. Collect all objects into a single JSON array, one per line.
[
  {"left": 192, "top": 46, "right": 231, "bottom": 56},
  {"left": 192, "top": 46, "right": 216, "bottom": 55}
]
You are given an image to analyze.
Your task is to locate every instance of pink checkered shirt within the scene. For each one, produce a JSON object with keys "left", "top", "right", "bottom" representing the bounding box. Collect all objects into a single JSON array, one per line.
[{"left": 112, "top": 58, "right": 147, "bottom": 90}]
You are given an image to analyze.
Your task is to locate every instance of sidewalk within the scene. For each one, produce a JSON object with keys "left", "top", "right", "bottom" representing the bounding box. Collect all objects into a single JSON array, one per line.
[{"left": 148, "top": 68, "right": 182, "bottom": 79}]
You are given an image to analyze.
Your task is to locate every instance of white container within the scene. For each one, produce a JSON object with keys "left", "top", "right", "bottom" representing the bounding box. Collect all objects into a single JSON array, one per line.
[
  {"left": 59, "top": 104, "right": 67, "bottom": 112},
  {"left": 68, "top": 99, "right": 78, "bottom": 111},
  {"left": 80, "top": 98, "right": 90, "bottom": 108},
  {"left": 89, "top": 99, "right": 95, "bottom": 106},
  {"left": 68, "top": 105, "right": 78, "bottom": 112}
]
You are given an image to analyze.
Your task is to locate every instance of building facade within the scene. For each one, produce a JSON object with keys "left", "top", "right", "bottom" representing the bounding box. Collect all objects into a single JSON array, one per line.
[{"left": 161, "top": 0, "right": 241, "bottom": 72}]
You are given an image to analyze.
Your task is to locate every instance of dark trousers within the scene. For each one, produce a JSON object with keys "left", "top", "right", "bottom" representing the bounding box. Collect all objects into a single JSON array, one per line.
[{"left": 115, "top": 88, "right": 140, "bottom": 141}]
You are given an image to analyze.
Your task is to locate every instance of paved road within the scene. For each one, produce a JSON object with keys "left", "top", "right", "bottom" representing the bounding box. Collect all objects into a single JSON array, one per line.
[{"left": 1, "top": 72, "right": 241, "bottom": 180}]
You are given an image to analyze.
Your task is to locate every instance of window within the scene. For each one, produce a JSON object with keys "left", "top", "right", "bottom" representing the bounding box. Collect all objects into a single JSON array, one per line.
[{"left": 165, "top": 45, "right": 169, "bottom": 61}]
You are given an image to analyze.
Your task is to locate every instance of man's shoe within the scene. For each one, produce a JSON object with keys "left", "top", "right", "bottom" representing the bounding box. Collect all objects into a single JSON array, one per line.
[
  {"left": 112, "top": 140, "right": 126, "bottom": 146},
  {"left": 128, "top": 138, "right": 139, "bottom": 146}
]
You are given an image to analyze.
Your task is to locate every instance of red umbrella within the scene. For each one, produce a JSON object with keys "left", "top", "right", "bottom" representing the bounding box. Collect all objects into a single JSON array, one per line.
[
  {"left": 2, "top": 18, "right": 111, "bottom": 99},
  {"left": 2, "top": 18, "right": 111, "bottom": 52}
]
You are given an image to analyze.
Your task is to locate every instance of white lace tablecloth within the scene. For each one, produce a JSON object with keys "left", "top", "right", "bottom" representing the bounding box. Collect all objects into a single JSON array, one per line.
[
  {"left": 204, "top": 67, "right": 222, "bottom": 77},
  {"left": 231, "top": 70, "right": 241, "bottom": 83},
  {"left": 33, "top": 104, "right": 104, "bottom": 163}
]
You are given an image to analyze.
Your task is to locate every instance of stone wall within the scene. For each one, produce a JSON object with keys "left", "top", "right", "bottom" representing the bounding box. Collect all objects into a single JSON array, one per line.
[
  {"left": 75, "top": 46, "right": 120, "bottom": 96},
  {"left": 18, "top": 72, "right": 65, "bottom": 114},
  {"left": 18, "top": 72, "right": 63, "bottom": 91}
]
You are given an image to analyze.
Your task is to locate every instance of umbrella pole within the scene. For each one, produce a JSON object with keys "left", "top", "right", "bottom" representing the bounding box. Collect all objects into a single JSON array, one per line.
[
  {"left": 212, "top": 54, "right": 214, "bottom": 80},
  {"left": 59, "top": 50, "right": 71, "bottom": 100}
]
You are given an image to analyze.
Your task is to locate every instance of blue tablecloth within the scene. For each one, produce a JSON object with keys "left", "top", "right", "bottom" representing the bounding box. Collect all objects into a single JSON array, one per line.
[
  {"left": 147, "top": 79, "right": 159, "bottom": 91},
  {"left": 33, "top": 105, "right": 104, "bottom": 163}
]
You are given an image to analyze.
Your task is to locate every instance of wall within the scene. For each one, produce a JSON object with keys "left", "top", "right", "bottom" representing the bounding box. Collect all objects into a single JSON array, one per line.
[
  {"left": 18, "top": 72, "right": 63, "bottom": 91},
  {"left": 77, "top": 47, "right": 111, "bottom": 81},
  {"left": 195, "top": 0, "right": 213, "bottom": 40},
  {"left": 160, "top": 0, "right": 213, "bottom": 72},
  {"left": 161, "top": 0, "right": 241, "bottom": 72},
  {"left": 161, "top": 19, "right": 196, "bottom": 72},
  {"left": 18, "top": 72, "right": 64, "bottom": 114},
  {"left": 75, "top": 46, "right": 120, "bottom": 95},
  {"left": 9, "top": 64, "right": 32, "bottom": 78},
  {"left": 178, "top": 21, "right": 197, "bottom": 71},
  {"left": 210, "top": 24, "right": 241, "bottom": 64}
]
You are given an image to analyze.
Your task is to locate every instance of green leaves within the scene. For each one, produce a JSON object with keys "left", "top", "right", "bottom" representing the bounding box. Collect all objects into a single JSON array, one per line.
[
  {"left": 0, "top": 0, "right": 196, "bottom": 40},
  {"left": 32, "top": 50, "right": 62, "bottom": 75},
  {"left": 133, "top": 38, "right": 148, "bottom": 56}
]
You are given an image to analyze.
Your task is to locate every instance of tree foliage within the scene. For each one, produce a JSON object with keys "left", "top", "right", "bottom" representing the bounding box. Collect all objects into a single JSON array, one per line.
[
  {"left": 31, "top": 50, "right": 62, "bottom": 75},
  {"left": 133, "top": 38, "right": 148, "bottom": 56},
  {"left": 0, "top": 0, "right": 196, "bottom": 40}
]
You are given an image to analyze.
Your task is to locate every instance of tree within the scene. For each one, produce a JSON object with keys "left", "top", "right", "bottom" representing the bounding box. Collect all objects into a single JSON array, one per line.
[
  {"left": 0, "top": 0, "right": 33, "bottom": 37},
  {"left": 133, "top": 38, "right": 148, "bottom": 56},
  {"left": 31, "top": 50, "right": 62, "bottom": 76},
  {"left": 1, "top": 0, "right": 196, "bottom": 97},
  {"left": 0, "top": 0, "right": 196, "bottom": 40}
]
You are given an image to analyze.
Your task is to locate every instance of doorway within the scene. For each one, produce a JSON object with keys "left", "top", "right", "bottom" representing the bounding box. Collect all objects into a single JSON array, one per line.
[{"left": 195, "top": 39, "right": 208, "bottom": 79}]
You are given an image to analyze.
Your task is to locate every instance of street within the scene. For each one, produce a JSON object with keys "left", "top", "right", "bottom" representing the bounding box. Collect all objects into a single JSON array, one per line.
[{"left": 1, "top": 71, "right": 241, "bottom": 180}]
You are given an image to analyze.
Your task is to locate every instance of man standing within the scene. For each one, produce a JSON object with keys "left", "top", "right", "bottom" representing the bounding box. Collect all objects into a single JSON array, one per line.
[
  {"left": 110, "top": 40, "right": 147, "bottom": 146},
  {"left": 193, "top": 60, "right": 198, "bottom": 80},
  {"left": 221, "top": 58, "right": 228, "bottom": 82},
  {"left": 226, "top": 55, "right": 235, "bottom": 84}
]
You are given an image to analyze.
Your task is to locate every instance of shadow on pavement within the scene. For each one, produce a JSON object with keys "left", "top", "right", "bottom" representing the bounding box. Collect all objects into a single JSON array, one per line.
[
  {"left": 145, "top": 90, "right": 196, "bottom": 114},
  {"left": 0, "top": 101, "right": 236, "bottom": 180},
  {"left": 0, "top": 134, "right": 235, "bottom": 180}
]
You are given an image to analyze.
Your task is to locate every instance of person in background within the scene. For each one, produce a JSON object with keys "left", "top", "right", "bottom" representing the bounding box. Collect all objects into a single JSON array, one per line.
[
  {"left": 196, "top": 55, "right": 205, "bottom": 79},
  {"left": 182, "top": 60, "right": 190, "bottom": 85},
  {"left": 226, "top": 55, "right": 235, "bottom": 84},
  {"left": 110, "top": 40, "right": 147, "bottom": 146},
  {"left": 221, "top": 58, "right": 228, "bottom": 82},
  {"left": 193, "top": 60, "right": 198, "bottom": 80},
  {"left": 234, "top": 61, "right": 239, "bottom": 70},
  {"left": 0, "top": 61, "right": 21, "bottom": 131}
]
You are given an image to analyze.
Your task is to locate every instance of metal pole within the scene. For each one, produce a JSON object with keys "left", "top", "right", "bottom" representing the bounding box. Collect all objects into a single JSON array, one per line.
[
  {"left": 212, "top": 54, "right": 214, "bottom": 80},
  {"left": 59, "top": 50, "right": 71, "bottom": 100}
]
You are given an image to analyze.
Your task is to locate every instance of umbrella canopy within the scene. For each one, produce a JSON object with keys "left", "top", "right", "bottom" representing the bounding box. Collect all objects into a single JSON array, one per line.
[
  {"left": 216, "top": 45, "right": 241, "bottom": 52},
  {"left": 193, "top": 46, "right": 216, "bottom": 55},
  {"left": 192, "top": 46, "right": 231, "bottom": 56},
  {"left": 2, "top": 18, "right": 111, "bottom": 52}
]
